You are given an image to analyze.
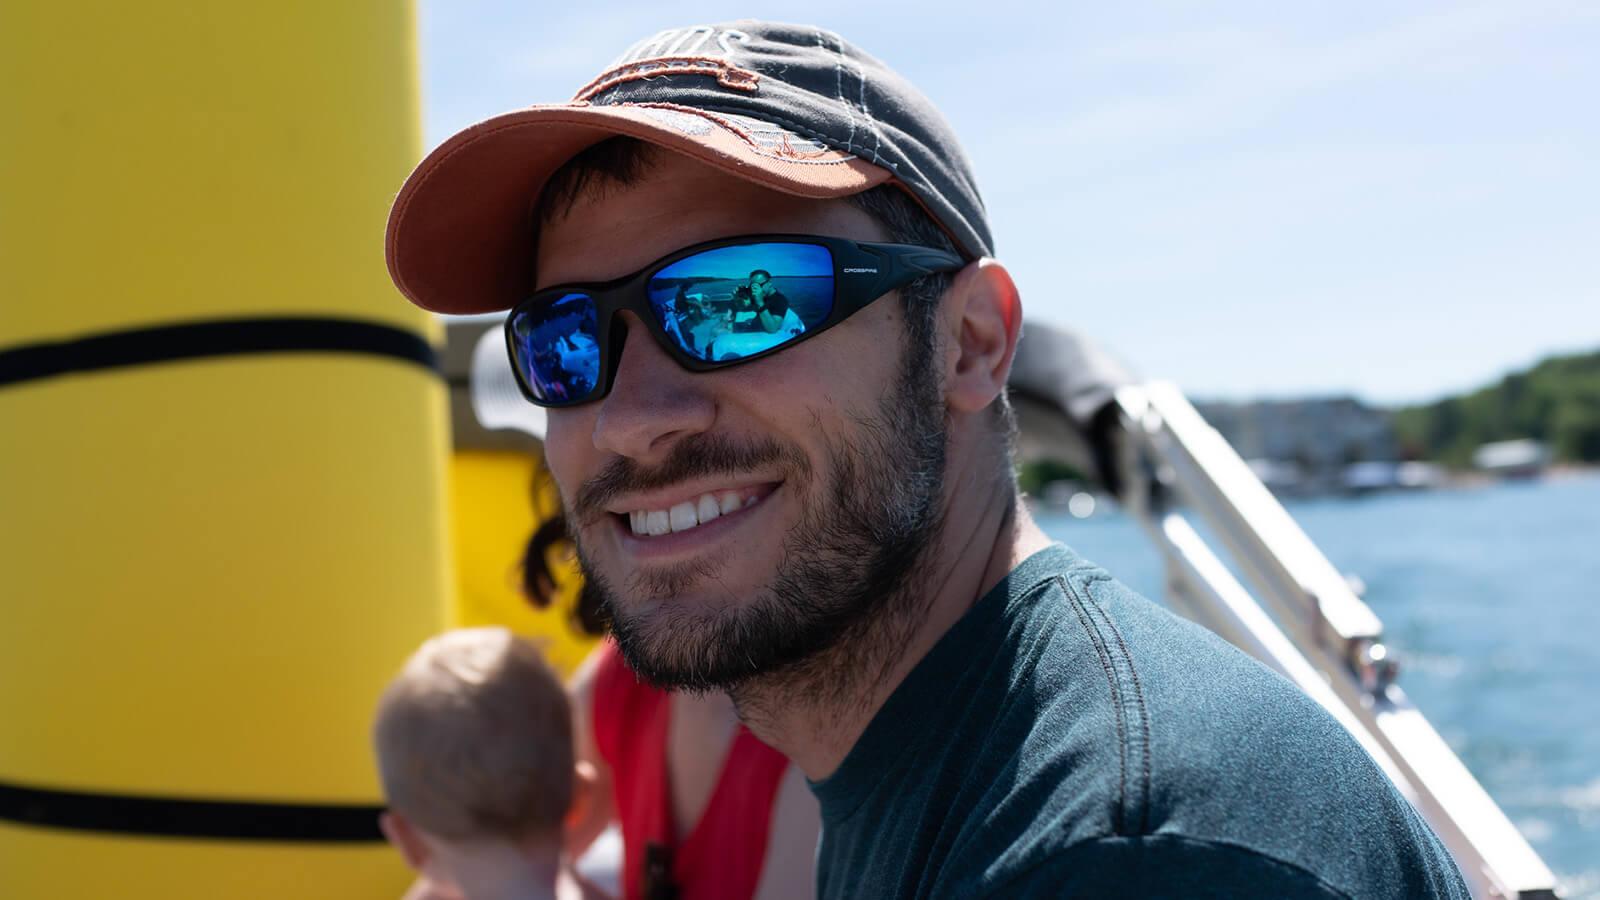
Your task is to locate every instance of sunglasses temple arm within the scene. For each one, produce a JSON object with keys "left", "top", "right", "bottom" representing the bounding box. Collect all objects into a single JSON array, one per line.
[{"left": 872, "top": 247, "right": 967, "bottom": 297}]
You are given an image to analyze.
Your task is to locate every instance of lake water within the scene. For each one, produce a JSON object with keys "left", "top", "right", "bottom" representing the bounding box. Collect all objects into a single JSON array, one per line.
[{"left": 1038, "top": 473, "right": 1600, "bottom": 898}]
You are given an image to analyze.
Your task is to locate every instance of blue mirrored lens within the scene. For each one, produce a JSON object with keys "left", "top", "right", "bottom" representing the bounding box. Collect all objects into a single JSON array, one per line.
[
  {"left": 646, "top": 243, "right": 833, "bottom": 363},
  {"left": 508, "top": 292, "right": 601, "bottom": 403}
]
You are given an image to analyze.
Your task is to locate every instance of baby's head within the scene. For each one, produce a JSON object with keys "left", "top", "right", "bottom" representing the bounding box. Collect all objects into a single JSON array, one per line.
[{"left": 373, "top": 628, "right": 581, "bottom": 897}]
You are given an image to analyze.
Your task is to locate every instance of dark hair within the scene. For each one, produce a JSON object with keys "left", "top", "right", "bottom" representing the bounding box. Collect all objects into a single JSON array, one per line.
[{"left": 520, "top": 473, "right": 606, "bottom": 636}]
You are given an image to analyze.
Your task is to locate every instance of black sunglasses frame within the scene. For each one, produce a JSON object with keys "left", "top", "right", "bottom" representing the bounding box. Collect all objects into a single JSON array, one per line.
[{"left": 504, "top": 233, "right": 965, "bottom": 408}]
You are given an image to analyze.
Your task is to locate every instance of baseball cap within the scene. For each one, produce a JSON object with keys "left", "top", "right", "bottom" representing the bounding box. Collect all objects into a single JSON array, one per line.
[{"left": 385, "top": 20, "right": 993, "bottom": 315}]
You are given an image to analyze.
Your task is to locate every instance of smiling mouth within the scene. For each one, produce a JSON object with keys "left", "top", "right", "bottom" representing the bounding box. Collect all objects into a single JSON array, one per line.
[{"left": 623, "top": 484, "right": 775, "bottom": 537}]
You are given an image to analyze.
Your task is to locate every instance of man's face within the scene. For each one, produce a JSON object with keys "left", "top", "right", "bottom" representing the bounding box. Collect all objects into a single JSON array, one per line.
[
  {"left": 749, "top": 274, "right": 772, "bottom": 301},
  {"left": 538, "top": 153, "right": 948, "bottom": 691}
]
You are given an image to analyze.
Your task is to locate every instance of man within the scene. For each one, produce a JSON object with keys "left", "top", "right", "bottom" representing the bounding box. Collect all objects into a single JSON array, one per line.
[
  {"left": 733, "top": 270, "right": 798, "bottom": 335},
  {"left": 386, "top": 20, "right": 1468, "bottom": 898}
]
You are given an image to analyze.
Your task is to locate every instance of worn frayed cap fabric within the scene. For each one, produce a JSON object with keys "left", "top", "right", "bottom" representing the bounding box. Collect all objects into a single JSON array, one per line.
[{"left": 385, "top": 20, "right": 993, "bottom": 315}]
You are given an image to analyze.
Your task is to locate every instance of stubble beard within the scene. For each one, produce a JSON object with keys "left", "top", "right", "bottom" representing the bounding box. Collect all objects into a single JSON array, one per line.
[{"left": 571, "top": 343, "right": 948, "bottom": 722}]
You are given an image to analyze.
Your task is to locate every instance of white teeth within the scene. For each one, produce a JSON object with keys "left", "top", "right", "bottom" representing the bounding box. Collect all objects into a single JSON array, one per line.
[
  {"left": 669, "top": 502, "right": 697, "bottom": 533},
  {"left": 697, "top": 494, "right": 722, "bottom": 524},
  {"left": 628, "top": 490, "right": 764, "bottom": 537}
]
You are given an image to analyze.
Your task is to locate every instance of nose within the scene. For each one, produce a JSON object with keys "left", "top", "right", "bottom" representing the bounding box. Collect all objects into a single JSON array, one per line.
[{"left": 592, "top": 312, "right": 716, "bottom": 462}]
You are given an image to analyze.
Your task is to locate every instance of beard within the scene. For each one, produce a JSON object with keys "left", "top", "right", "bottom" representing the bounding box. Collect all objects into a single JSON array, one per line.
[{"left": 567, "top": 341, "right": 949, "bottom": 703}]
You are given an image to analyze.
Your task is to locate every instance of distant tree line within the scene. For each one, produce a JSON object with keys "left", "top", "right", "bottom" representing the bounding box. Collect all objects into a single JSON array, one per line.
[
  {"left": 1017, "top": 459, "right": 1089, "bottom": 496},
  {"left": 1390, "top": 349, "right": 1600, "bottom": 466}
]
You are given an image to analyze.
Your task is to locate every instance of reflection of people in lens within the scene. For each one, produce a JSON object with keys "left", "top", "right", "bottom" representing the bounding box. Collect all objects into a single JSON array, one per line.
[
  {"left": 534, "top": 347, "right": 570, "bottom": 401},
  {"left": 733, "top": 270, "right": 804, "bottom": 336},
  {"left": 670, "top": 284, "right": 714, "bottom": 356},
  {"left": 553, "top": 332, "right": 599, "bottom": 394}
]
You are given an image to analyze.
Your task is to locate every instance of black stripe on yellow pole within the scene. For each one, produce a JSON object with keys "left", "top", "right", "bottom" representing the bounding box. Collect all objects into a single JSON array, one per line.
[
  {"left": 0, "top": 781, "right": 384, "bottom": 842},
  {"left": 0, "top": 317, "right": 439, "bottom": 389}
]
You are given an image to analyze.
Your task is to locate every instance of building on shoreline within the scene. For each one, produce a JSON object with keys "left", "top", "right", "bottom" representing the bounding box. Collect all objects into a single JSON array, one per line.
[
  {"left": 1197, "top": 396, "right": 1405, "bottom": 495},
  {"left": 1472, "top": 439, "right": 1551, "bottom": 479}
]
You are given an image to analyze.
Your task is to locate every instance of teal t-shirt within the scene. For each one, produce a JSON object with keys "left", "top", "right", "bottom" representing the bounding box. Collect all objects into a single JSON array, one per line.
[{"left": 810, "top": 545, "right": 1469, "bottom": 899}]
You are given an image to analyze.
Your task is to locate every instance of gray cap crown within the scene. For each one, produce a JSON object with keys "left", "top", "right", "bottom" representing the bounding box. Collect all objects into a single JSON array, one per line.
[{"left": 586, "top": 21, "right": 993, "bottom": 258}]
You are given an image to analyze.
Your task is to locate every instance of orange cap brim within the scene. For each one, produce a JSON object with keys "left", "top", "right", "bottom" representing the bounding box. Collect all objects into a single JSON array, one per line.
[{"left": 385, "top": 102, "right": 891, "bottom": 315}]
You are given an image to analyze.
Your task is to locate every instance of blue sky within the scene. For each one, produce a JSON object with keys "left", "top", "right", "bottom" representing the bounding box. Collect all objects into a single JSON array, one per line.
[
  {"left": 656, "top": 243, "right": 831, "bottom": 281},
  {"left": 420, "top": 1, "right": 1600, "bottom": 404}
]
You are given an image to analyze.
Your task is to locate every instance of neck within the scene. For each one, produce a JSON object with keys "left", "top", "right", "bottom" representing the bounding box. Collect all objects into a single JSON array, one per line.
[
  {"left": 732, "top": 444, "right": 1052, "bottom": 780},
  {"left": 438, "top": 838, "right": 562, "bottom": 900}
]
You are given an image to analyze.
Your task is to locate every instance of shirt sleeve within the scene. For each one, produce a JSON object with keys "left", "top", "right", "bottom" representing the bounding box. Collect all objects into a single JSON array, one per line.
[
  {"left": 763, "top": 290, "right": 790, "bottom": 318},
  {"left": 988, "top": 835, "right": 1357, "bottom": 900}
]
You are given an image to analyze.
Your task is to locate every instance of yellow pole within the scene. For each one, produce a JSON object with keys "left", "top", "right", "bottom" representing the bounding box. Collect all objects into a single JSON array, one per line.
[
  {"left": 0, "top": 3, "right": 446, "bottom": 895},
  {"left": 449, "top": 449, "right": 597, "bottom": 678}
]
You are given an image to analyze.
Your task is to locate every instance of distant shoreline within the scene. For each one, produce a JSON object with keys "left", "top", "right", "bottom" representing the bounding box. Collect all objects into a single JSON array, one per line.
[{"left": 1436, "top": 463, "right": 1599, "bottom": 490}]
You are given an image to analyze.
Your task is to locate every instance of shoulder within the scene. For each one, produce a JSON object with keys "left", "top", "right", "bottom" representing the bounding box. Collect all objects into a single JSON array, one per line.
[
  {"left": 953, "top": 551, "right": 1469, "bottom": 898},
  {"left": 980, "top": 831, "right": 1465, "bottom": 900},
  {"left": 985, "top": 834, "right": 1353, "bottom": 899},
  {"left": 1000, "top": 558, "right": 1388, "bottom": 830}
]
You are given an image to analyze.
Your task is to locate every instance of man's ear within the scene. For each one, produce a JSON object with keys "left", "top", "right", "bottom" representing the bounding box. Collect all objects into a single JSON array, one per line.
[
  {"left": 941, "top": 258, "right": 1022, "bottom": 416},
  {"left": 381, "top": 810, "right": 431, "bottom": 873},
  {"left": 564, "top": 760, "right": 598, "bottom": 835}
]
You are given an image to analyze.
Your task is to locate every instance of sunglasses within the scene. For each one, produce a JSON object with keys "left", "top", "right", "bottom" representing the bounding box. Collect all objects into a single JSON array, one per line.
[{"left": 504, "top": 234, "right": 964, "bottom": 407}]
